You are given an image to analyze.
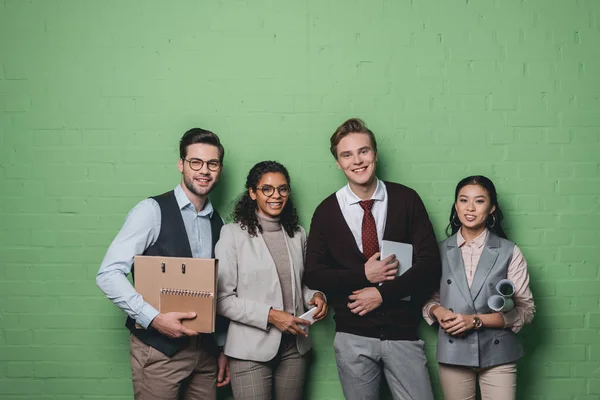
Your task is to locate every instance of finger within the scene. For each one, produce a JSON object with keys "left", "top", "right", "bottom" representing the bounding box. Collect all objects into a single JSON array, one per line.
[
  {"left": 290, "top": 323, "right": 308, "bottom": 337},
  {"left": 446, "top": 323, "right": 464, "bottom": 334},
  {"left": 348, "top": 301, "right": 361, "bottom": 310},
  {"left": 218, "top": 370, "right": 231, "bottom": 387},
  {"left": 314, "top": 304, "right": 326, "bottom": 319},
  {"left": 217, "top": 365, "right": 225, "bottom": 383},
  {"left": 359, "top": 308, "right": 371, "bottom": 316},
  {"left": 179, "top": 325, "right": 198, "bottom": 336},
  {"left": 312, "top": 303, "right": 323, "bottom": 319},
  {"left": 449, "top": 327, "right": 466, "bottom": 336},
  {"left": 453, "top": 326, "right": 468, "bottom": 335},
  {"left": 351, "top": 306, "right": 363, "bottom": 314},
  {"left": 294, "top": 317, "right": 312, "bottom": 326},
  {"left": 369, "top": 252, "right": 381, "bottom": 261},
  {"left": 308, "top": 299, "right": 315, "bottom": 305},
  {"left": 386, "top": 262, "right": 399, "bottom": 271},
  {"left": 386, "top": 271, "right": 398, "bottom": 280},
  {"left": 386, "top": 259, "right": 399, "bottom": 268},
  {"left": 217, "top": 380, "right": 228, "bottom": 388},
  {"left": 441, "top": 315, "right": 457, "bottom": 323},
  {"left": 348, "top": 294, "right": 358, "bottom": 301},
  {"left": 352, "top": 289, "right": 364, "bottom": 295},
  {"left": 385, "top": 265, "right": 399, "bottom": 274},
  {"left": 175, "top": 312, "right": 197, "bottom": 320},
  {"left": 381, "top": 253, "right": 395, "bottom": 262},
  {"left": 444, "top": 322, "right": 461, "bottom": 332}
]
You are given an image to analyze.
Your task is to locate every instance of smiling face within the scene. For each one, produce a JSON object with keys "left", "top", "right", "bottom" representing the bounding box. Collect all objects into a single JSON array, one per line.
[
  {"left": 335, "top": 132, "right": 378, "bottom": 191},
  {"left": 178, "top": 143, "right": 222, "bottom": 200},
  {"left": 455, "top": 184, "right": 496, "bottom": 237},
  {"left": 249, "top": 172, "right": 290, "bottom": 219}
]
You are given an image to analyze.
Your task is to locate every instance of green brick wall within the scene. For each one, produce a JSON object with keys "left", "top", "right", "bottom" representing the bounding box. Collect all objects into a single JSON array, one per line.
[{"left": 1, "top": 0, "right": 599, "bottom": 399}]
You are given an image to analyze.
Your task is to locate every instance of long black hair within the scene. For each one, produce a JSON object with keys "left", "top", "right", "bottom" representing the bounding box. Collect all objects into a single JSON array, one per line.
[
  {"left": 446, "top": 175, "right": 508, "bottom": 239},
  {"left": 233, "top": 161, "right": 300, "bottom": 238}
]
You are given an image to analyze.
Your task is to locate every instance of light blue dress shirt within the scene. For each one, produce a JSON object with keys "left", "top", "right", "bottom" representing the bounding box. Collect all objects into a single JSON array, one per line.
[{"left": 97, "top": 184, "right": 216, "bottom": 329}]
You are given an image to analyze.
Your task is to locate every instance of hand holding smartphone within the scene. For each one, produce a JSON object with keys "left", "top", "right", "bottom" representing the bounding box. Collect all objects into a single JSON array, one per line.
[{"left": 298, "top": 307, "right": 317, "bottom": 332}]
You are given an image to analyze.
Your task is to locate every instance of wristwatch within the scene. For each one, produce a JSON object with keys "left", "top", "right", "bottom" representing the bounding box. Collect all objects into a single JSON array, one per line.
[{"left": 473, "top": 315, "right": 483, "bottom": 330}]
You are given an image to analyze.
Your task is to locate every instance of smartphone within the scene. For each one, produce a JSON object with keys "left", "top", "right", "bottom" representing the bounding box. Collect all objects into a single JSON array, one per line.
[{"left": 298, "top": 307, "right": 317, "bottom": 331}]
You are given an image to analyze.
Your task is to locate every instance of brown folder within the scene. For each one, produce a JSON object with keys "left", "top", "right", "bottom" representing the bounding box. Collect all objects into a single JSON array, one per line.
[{"left": 133, "top": 255, "right": 218, "bottom": 333}]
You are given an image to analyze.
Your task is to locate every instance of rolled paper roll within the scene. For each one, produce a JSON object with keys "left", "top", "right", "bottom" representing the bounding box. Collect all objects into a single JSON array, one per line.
[
  {"left": 496, "top": 279, "right": 515, "bottom": 297},
  {"left": 487, "top": 294, "right": 515, "bottom": 312}
]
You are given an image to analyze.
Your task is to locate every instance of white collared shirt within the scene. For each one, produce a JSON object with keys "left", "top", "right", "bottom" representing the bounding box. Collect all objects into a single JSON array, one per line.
[{"left": 335, "top": 179, "right": 388, "bottom": 253}]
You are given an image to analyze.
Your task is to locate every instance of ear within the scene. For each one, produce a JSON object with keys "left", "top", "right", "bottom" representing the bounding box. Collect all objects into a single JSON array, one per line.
[
  {"left": 336, "top": 159, "right": 342, "bottom": 170},
  {"left": 178, "top": 158, "right": 184, "bottom": 173},
  {"left": 490, "top": 205, "right": 497, "bottom": 214},
  {"left": 249, "top": 188, "right": 257, "bottom": 201}
]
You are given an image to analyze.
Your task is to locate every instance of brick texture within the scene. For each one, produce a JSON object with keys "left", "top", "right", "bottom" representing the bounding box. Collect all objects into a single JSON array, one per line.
[{"left": 1, "top": 0, "right": 599, "bottom": 399}]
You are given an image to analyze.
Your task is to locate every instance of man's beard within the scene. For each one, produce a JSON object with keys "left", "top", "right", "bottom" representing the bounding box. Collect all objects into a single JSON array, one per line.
[{"left": 183, "top": 173, "right": 215, "bottom": 197}]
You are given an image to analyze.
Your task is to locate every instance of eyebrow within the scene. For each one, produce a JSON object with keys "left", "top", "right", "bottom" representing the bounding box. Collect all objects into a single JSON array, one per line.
[
  {"left": 459, "top": 195, "right": 487, "bottom": 199},
  {"left": 340, "top": 146, "right": 371, "bottom": 155}
]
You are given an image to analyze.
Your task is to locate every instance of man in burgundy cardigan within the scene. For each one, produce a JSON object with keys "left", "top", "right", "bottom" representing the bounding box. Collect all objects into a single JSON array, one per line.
[{"left": 304, "top": 118, "right": 441, "bottom": 400}]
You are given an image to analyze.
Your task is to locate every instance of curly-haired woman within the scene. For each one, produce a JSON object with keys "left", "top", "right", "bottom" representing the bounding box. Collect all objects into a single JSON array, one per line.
[{"left": 215, "top": 160, "right": 327, "bottom": 400}]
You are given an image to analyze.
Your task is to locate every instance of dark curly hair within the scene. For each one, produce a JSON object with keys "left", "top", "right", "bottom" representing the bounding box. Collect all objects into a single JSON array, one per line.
[
  {"left": 446, "top": 175, "right": 508, "bottom": 239},
  {"left": 233, "top": 161, "right": 300, "bottom": 238}
]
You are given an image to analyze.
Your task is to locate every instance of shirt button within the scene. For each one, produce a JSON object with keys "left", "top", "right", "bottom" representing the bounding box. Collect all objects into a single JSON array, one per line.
[
  {"left": 494, "top": 339, "right": 500, "bottom": 345},
  {"left": 449, "top": 308, "right": 454, "bottom": 312},
  {"left": 447, "top": 279, "right": 452, "bottom": 284},
  {"left": 449, "top": 339, "right": 454, "bottom": 343}
]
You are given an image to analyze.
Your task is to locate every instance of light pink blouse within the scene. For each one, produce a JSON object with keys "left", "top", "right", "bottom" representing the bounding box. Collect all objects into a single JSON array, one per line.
[{"left": 423, "top": 229, "right": 535, "bottom": 333}]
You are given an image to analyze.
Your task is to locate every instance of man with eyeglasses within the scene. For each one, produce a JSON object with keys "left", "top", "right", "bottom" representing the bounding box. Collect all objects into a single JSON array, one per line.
[{"left": 97, "top": 128, "right": 230, "bottom": 400}]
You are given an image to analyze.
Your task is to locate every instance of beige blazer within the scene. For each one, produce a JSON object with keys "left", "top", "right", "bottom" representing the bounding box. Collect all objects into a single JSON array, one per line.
[{"left": 216, "top": 222, "right": 320, "bottom": 362}]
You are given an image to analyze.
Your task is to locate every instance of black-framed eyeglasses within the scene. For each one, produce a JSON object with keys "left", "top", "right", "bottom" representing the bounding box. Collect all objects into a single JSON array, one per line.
[
  {"left": 256, "top": 185, "right": 291, "bottom": 197},
  {"left": 184, "top": 158, "right": 222, "bottom": 172}
]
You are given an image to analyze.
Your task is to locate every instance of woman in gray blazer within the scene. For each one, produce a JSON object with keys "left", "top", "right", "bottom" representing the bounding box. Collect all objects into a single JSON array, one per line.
[
  {"left": 216, "top": 161, "right": 327, "bottom": 400},
  {"left": 423, "top": 176, "right": 535, "bottom": 400}
]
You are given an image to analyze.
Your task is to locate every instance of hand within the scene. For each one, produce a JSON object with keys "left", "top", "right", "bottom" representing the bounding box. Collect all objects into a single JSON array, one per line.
[
  {"left": 308, "top": 292, "right": 328, "bottom": 321},
  {"left": 348, "top": 287, "right": 382, "bottom": 316},
  {"left": 268, "top": 309, "right": 310, "bottom": 337},
  {"left": 150, "top": 312, "right": 199, "bottom": 338},
  {"left": 431, "top": 306, "right": 454, "bottom": 325},
  {"left": 216, "top": 351, "right": 230, "bottom": 387},
  {"left": 364, "top": 252, "right": 398, "bottom": 284},
  {"left": 441, "top": 313, "right": 475, "bottom": 336}
]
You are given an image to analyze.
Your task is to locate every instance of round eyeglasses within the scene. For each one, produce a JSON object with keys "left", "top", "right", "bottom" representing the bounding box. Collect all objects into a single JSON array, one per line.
[
  {"left": 184, "top": 158, "right": 222, "bottom": 172},
  {"left": 255, "top": 185, "right": 291, "bottom": 197}
]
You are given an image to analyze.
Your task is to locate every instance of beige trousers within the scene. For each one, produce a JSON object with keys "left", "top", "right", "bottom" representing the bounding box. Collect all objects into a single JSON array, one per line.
[
  {"left": 438, "top": 362, "right": 517, "bottom": 400},
  {"left": 129, "top": 334, "right": 218, "bottom": 400}
]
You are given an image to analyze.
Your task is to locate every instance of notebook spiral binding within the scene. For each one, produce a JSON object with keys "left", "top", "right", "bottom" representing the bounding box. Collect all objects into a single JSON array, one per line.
[{"left": 160, "top": 288, "right": 214, "bottom": 298}]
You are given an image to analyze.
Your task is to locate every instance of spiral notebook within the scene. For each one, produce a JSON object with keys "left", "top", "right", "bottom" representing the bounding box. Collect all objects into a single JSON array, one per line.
[
  {"left": 159, "top": 288, "right": 215, "bottom": 333},
  {"left": 133, "top": 255, "right": 218, "bottom": 333}
]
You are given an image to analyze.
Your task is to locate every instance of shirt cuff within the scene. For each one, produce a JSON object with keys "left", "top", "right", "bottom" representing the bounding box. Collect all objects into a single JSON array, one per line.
[
  {"left": 136, "top": 305, "right": 160, "bottom": 329},
  {"left": 502, "top": 308, "right": 519, "bottom": 328},
  {"left": 423, "top": 302, "right": 440, "bottom": 326}
]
